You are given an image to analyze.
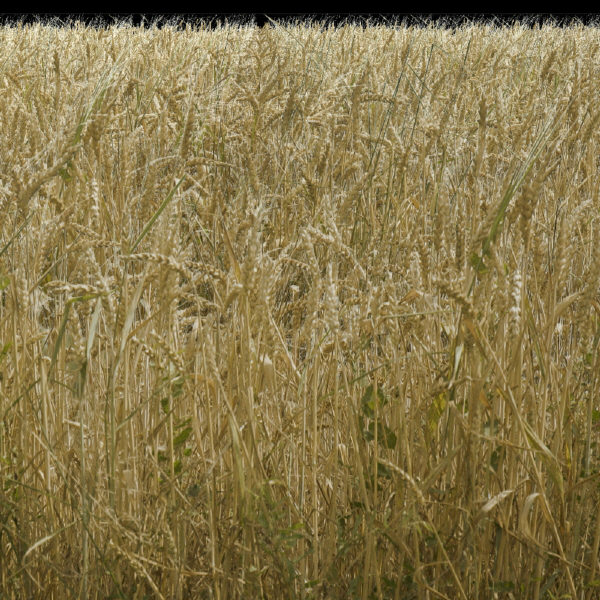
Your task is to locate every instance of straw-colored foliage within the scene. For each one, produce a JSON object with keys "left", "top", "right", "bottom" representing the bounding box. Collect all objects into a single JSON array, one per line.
[{"left": 1, "top": 19, "right": 600, "bottom": 599}]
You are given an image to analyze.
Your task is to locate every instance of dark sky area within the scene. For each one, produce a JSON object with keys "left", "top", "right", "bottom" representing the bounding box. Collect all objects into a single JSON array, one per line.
[{"left": 0, "top": 13, "right": 597, "bottom": 29}]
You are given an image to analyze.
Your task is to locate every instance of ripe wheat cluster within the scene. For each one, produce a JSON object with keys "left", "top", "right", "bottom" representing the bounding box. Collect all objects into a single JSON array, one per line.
[{"left": 0, "top": 20, "right": 599, "bottom": 599}]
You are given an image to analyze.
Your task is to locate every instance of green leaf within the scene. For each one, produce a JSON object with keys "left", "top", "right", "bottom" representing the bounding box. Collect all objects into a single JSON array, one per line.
[
  {"left": 380, "top": 423, "right": 397, "bottom": 449},
  {"left": 361, "top": 384, "right": 387, "bottom": 418},
  {"left": 130, "top": 176, "right": 185, "bottom": 254},
  {"left": 58, "top": 166, "right": 72, "bottom": 182},
  {"left": 427, "top": 393, "right": 447, "bottom": 434},
  {"left": 171, "top": 375, "right": 185, "bottom": 397},
  {"left": 491, "top": 580, "right": 515, "bottom": 592},
  {"left": 173, "top": 426, "right": 192, "bottom": 448},
  {"left": 365, "top": 420, "right": 397, "bottom": 449},
  {"left": 361, "top": 385, "right": 374, "bottom": 416},
  {"left": 187, "top": 483, "right": 201, "bottom": 497},
  {"left": 160, "top": 397, "right": 170, "bottom": 414},
  {"left": 490, "top": 449, "right": 500, "bottom": 473},
  {"left": 0, "top": 213, "right": 34, "bottom": 260},
  {"left": 369, "top": 421, "right": 398, "bottom": 450},
  {"left": 376, "top": 460, "right": 392, "bottom": 479},
  {"left": 176, "top": 417, "right": 191, "bottom": 430},
  {"left": 0, "top": 342, "right": 11, "bottom": 363},
  {"left": 469, "top": 252, "right": 488, "bottom": 274}
]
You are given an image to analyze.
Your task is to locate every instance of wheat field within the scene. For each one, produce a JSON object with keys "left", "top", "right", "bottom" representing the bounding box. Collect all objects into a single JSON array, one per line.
[{"left": 0, "top": 19, "right": 599, "bottom": 599}]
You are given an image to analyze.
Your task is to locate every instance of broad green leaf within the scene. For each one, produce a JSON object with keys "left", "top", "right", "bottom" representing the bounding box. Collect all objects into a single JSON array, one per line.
[{"left": 173, "top": 426, "right": 192, "bottom": 448}]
